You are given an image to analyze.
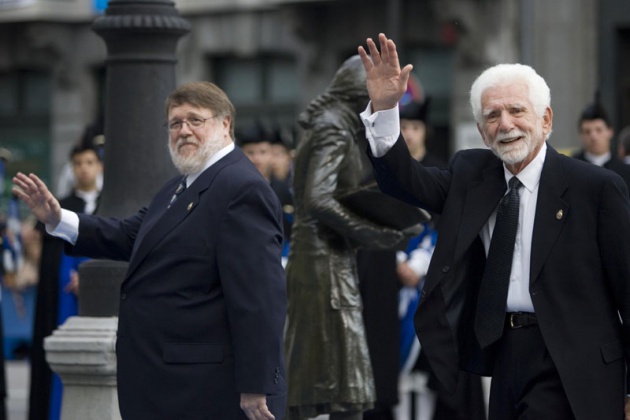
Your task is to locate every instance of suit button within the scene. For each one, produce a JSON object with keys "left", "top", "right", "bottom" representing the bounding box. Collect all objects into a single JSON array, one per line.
[
  {"left": 442, "top": 266, "right": 450, "bottom": 273},
  {"left": 274, "top": 378, "right": 279, "bottom": 384},
  {"left": 121, "top": 293, "right": 127, "bottom": 300}
]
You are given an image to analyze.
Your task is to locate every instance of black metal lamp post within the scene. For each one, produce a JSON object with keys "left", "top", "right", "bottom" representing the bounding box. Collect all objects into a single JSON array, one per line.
[{"left": 78, "top": 0, "right": 190, "bottom": 316}]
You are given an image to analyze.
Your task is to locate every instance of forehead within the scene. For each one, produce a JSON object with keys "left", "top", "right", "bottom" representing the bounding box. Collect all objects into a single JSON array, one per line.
[
  {"left": 168, "top": 103, "right": 211, "bottom": 118},
  {"left": 72, "top": 150, "right": 99, "bottom": 162},
  {"left": 481, "top": 82, "right": 531, "bottom": 111},
  {"left": 242, "top": 142, "right": 271, "bottom": 151},
  {"left": 581, "top": 119, "right": 609, "bottom": 130}
]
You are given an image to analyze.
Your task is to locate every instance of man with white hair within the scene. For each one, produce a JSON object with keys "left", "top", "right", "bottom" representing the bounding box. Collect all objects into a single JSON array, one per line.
[{"left": 358, "top": 33, "right": 630, "bottom": 420}]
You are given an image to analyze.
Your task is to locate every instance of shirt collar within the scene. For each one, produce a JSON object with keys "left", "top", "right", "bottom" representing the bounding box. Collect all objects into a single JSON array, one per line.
[
  {"left": 186, "top": 142, "right": 235, "bottom": 187},
  {"left": 503, "top": 142, "right": 547, "bottom": 193},
  {"left": 584, "top": 150, "right": 611, "bottom": 167}
]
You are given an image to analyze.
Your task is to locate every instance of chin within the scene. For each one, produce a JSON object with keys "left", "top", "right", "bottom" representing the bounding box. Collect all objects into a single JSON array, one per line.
[{"left": 495, "top": 144, "right": 529, "bottom": 165}]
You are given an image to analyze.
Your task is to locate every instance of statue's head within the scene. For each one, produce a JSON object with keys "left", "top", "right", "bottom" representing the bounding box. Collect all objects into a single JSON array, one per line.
[{"left": 327, "top": 55, "right": 369, "bottom": 113}]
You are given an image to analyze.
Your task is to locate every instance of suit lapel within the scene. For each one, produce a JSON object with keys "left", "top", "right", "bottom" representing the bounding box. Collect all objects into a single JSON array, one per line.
[
  {"left": 530, "top": 147, "right": 569, "bottom": 284},
  {"left": 454, "top": 162, "right": 506, "bottom": 262},
  {"left": 125, "top": 148, "right": 240, "bottom": 280}
]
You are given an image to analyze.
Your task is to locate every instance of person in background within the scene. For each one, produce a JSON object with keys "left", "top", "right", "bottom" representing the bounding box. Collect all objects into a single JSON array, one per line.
[
  {"left": 616, "top": 125, "right": 630, "bottom": 164},
  {"left": 268, "top": 127, "right": 295, "bottom": 266},
  {"left": 358, "top": 33, "right": 630, "bottom": 420},
  {"left": 572, "top": 93, "right": 630, "bottom": 190},
  {"left": 14, "top": 81, "right": 287, "bottom": 420},
  {"left": 55, "top": 121, "right": 104, "bottom": 198},
  {"left": 29, "top": 135, "right": 103, "bottom": 420},
  {"left": 237, "top": 121, "right": 273, "bottom": 181}
]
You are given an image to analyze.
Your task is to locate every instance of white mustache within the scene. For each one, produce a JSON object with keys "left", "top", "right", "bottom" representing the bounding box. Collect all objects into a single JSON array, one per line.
[
  {"left": 495, "top": 130, "right": 526, "bottom": 143},
  {"left": 176, "top": 137, "right": 200, "bottom": 148}
]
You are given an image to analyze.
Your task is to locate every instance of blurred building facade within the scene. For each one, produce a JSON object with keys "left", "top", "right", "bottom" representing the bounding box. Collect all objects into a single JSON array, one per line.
[{"left": 1, "top": 0, "right": 630, "bottom": 190}]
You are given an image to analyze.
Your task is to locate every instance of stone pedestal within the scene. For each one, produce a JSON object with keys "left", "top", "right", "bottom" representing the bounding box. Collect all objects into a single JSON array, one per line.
[{"left": 44, "top": 316, "right": 120, "bottom": 420}]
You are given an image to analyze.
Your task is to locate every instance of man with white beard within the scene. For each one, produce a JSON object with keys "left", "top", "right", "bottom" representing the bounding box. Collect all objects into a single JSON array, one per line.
[
  {"left": 358, "top": 33, "right": 630, "bottom": 420},
  {"left": 13, "top": 81, "right": 287, "bottom": 420}
]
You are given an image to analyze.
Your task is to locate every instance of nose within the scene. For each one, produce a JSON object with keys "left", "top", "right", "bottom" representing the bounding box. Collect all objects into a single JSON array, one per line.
[
  {"left": 178, "top": 120, "right": 194, "bottom": 135},
  {"left": 497, "top": 112, "right": 515, "bottom": 132}
]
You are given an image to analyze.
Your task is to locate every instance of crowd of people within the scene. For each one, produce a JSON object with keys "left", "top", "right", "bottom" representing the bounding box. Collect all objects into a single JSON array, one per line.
[{"left": 3, "top": 32, "right": 630, "bottom": 420}]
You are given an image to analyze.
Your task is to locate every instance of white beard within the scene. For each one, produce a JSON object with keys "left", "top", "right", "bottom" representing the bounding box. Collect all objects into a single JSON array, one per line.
[
  {"left": 169, "top": 130, "right": 224, "bottom": 175},
  {"left": 488, "top": 125, "right": 542, "bottom": 165}
]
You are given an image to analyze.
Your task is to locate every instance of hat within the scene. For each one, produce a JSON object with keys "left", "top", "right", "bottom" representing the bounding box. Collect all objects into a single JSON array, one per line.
[
  {"left": 399, "top": 98, "right": 431, "bottom": 123},
  {"left": 236, "top": 121, "right": 269, "bottom": 147},
  {"left": 269, "top": 125, "right": 295, "bottom": 150},
  {"left": 579, "top": 91, "right": 610, "bottom": 126}
]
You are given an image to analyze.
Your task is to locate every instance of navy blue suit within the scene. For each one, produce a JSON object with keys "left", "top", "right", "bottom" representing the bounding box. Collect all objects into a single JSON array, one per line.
[{"left": 69, "top": 147, "right": 287, "bottom": 419}]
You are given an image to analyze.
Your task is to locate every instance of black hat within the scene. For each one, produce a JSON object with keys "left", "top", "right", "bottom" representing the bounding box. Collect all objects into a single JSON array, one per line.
[
  {"left": 236, "top": 121, "right": 269, "bottom": 147},
  {"left": 399, "top": 98, "right": 431, "bottom": 122},
  {"left": 269, "top": 125, "right": 295, "bottom": 150},
  {"left": 71, "top": 121, "right": 104, "bottom": 161},
  {"left": 579, "top": 91, "right": 610, "bottom": 126}
]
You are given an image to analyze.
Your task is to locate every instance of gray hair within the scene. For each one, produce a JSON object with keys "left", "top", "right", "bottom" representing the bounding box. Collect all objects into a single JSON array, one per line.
[{"left": 469, "top": 63, "right": 551, "bottom": 125}]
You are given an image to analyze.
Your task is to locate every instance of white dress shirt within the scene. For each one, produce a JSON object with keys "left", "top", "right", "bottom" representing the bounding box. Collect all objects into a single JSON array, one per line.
[{"left": 360, "top": 103, "right": 543, "bottom": 312}]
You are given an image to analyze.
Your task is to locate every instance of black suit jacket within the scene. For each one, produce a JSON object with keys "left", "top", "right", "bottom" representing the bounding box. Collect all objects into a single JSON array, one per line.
[
  {"left": 572, "top": 150, "right": 630, "bottom": 193},
  {"left": 68, "top": 148, "right": 287, "bottom": 419},
  {"left": 370, "top": 138, "right": 630, "bottom": 420}
]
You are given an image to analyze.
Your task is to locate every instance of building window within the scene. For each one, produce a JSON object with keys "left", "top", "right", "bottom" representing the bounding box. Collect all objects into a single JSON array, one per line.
[
  {"left": 212, "top": 55, "right": 298, "bottom": 133},
  {"left": 0, "top": 70, "right": 51, "bottom": 190}
]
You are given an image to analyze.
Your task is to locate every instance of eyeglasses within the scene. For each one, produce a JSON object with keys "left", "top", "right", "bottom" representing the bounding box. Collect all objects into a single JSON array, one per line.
[{"left": 165, "top": 116, "right": 217, "bottom": 132}]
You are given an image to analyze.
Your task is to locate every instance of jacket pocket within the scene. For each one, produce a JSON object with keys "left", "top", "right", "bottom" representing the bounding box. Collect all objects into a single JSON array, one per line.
[
  {"left": 600, "top": 339, "right": 623, "bottom": 364},
  {"left": 162, "top": 342, "right": 226, "bottom": 364}
]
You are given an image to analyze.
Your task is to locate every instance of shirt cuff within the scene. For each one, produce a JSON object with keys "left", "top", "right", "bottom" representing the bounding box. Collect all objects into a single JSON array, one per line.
[
  {"left": 46, "top": 209, "right": 79, "bottom": 245},
  {"left": 360, "top": 102, "right": 400, "bottom": 158}
]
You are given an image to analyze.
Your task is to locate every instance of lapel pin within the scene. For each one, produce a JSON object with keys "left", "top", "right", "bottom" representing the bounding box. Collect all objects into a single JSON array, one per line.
[
  {"left": 187, "top": 202, "right": 193, "bottom": 211},
  {"left": 556, "top": 209, "right": 563, "bottom": 220}
]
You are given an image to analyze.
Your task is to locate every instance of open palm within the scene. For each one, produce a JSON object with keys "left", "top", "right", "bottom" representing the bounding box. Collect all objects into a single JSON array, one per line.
[{"left": 358, "top": 33, "right": 413, "bottom": 111}]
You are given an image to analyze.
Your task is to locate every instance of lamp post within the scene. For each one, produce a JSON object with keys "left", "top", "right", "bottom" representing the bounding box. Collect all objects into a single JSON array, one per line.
[{"left": 44, "top": 2, "right": 189, "bottom": 418}]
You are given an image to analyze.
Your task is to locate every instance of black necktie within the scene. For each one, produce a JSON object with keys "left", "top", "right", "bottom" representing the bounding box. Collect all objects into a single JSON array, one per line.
[
  {"left": 168, "top": 177, "right": 187, "bottom": 208},
  {"left": 475, "top": 176, "right": 522, "bottom": 349}
]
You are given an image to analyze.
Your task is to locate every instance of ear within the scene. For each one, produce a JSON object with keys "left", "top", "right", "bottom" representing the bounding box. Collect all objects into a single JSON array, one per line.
[
  {"left": 221, "top": 115, "right": 231, "bottom": 131},
  {"left": 542, "top": 107, "right": 553, "bottom": 136}
]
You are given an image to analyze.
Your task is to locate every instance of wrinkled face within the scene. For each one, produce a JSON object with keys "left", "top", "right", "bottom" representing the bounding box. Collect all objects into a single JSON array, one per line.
[
  {"left": 400, "top": 119, "right": 426, "bottom": 160},
  {"left": 478, "top": 82, "right": 552, "bottom": 174},
  {"left": 242, "top": 142, "right": 272, "bottom": 179},
  {"left": 167, "top": 104, "right": 231, "bottom": 175},
  {"left": 580, "top": 119, "right": 613, "bottom": 156},
  {"left": 71, "top": 150, "right": 102, "bottom": 191}
]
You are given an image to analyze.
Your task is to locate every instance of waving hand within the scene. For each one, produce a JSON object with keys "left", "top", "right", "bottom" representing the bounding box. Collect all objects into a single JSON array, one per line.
[{"left": 358, "top": 33, "right": 414, "bottom": 112}]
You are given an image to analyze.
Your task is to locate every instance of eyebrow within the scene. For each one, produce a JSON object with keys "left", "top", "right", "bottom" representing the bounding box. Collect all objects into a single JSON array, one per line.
[{"left": 482, "top": 103, "right": 527, "bottom": 116}]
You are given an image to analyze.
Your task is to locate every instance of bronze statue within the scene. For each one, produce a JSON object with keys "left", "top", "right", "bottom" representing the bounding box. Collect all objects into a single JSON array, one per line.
[{"left": 284, "top": 55, "right": 406, "bottom": 420}]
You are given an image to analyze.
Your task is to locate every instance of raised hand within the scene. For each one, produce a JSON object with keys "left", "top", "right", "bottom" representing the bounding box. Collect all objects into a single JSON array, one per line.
[
  {"left": 12, "top": 172, "right": 62, "bottom": 228},
  {"left": 358, "top": 33, "right": 414, "bottom": 112}
]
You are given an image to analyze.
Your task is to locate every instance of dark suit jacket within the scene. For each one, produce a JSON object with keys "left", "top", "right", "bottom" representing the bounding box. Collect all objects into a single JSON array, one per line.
[
  {"left": 572, "top": 150, "right": 630, "bottom": 193},
  {"left": 68, "top": 148, "right": 287, "bottom": 419},
  {"left": 370, "top": 138, "right": 630, "bottom": 420}
]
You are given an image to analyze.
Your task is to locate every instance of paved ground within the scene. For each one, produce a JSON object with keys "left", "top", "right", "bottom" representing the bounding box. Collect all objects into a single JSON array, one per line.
[{"left": 6, "top": 360, "right": 28, "bottom": 420}]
